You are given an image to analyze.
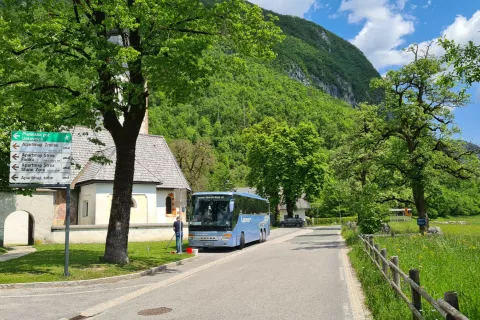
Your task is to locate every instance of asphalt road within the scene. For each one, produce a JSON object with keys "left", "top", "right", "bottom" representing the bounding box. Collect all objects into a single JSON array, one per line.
[{"left": 0, "top": 227, "right": 369, "bottom": 320}]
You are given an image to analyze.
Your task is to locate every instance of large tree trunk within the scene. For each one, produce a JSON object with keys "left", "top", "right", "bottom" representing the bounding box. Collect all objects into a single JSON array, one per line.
[
  {"left": 412, "top": 181, "right": 427, "bottom": 233},
  {"left": 103, "top": 141, "right": 137, "bottom": 264},
  {"left": 286, "top": 199, "right": 295, "bottom": 218},
  {"left": 274, "top": 205, "right": 280, "bottom": 226},
  {"left": 101, "top": 17, "right": 146, "bottom": 263},
  {"left": 102, "top": 103, "right": 146, "bottom": 264}
]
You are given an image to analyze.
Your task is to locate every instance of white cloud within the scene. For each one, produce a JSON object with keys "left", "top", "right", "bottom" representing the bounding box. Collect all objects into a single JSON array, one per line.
[
  {"left": 441, "top": 11, "right": 480, "bottom": 46},
  {"left": 338, "top": 0, "right": 415, "bottom": 69},
  {"left": 399, "top": 10, "right": 480, "bottom": 63},
  {"left": 423, "top": 0, "right": 432, "bottom": 9},
  {"left": 248, "top": 0, "right": 318, "bottom": 18},
  {"left": 339, "top": 0, "right": 480, "bottom": 70}
]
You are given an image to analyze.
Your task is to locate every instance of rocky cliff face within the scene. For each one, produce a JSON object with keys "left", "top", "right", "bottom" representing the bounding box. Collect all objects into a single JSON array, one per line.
[
  {"left": 287, "top": 64, "right": 357, "bottom": 106},
  {"left": 267, "top": 12, "right": 380, "bottom": 106}
]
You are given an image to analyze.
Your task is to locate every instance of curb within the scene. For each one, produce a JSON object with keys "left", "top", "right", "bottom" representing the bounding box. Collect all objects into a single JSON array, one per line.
[{"left": 0, "top": 255, "right": 199, "bottom": 289}]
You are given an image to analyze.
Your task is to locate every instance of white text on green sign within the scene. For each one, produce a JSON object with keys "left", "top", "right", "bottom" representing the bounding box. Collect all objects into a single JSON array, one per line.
[{"left": 11, "top": 131, "right": 72, "bottom": 143}]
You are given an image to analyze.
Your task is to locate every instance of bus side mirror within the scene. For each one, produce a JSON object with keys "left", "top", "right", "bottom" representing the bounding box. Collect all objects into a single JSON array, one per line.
[{"left": 229, "top": 200, "right": 235, "bottom": 213}]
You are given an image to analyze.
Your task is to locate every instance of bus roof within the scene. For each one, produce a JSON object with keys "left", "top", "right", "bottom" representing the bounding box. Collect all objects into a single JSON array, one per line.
[{"left": 192, "top": 192, "right": 269, "bottom": 202}]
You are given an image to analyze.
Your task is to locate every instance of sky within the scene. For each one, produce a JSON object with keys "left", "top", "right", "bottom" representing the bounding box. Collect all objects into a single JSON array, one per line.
[{"left": 249, "top": 0, "right": 480, "bottom": 144}]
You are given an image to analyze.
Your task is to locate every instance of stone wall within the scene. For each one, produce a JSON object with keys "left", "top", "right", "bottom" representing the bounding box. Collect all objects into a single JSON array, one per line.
[
  {"left": 51, "top": 223, "right": 188, "bottom": 244},
  {"left": 0, "top": 191, "right": 56, "bottom": 246}
]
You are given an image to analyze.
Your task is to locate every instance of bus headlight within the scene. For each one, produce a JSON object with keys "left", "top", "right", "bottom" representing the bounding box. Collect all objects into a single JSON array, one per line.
[{"left": 222, "top": 234, "right": 232, "bottom": 240}]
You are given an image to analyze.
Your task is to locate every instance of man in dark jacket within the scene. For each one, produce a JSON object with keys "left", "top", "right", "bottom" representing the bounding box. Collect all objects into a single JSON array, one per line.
[{"left": 173, "top": 216, "right": 183, "bottom": 254}]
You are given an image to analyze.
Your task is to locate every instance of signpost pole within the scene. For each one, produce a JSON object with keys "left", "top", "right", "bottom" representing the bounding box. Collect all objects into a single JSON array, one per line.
[{"left": 64, "top": 184, "right": 71, "bottom": 277}]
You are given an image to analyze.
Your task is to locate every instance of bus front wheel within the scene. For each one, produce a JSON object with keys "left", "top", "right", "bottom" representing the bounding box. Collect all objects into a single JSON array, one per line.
[{"left": 239, "top": 232, "right": 245, "bottom": 250}]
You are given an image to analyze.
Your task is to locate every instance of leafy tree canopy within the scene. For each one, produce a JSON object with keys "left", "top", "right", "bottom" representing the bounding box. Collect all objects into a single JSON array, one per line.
[
  {"left": 0, "top": 0, "right": 283, "bottom": 263},
  {"left": 243, "top": 117, "right": 329, "bottom": 220}
]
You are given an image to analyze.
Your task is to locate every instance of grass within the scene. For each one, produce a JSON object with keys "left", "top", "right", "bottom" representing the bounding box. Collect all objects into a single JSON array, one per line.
[
  {"left": 0, "top": 240, "right": 190, "bottom": 284},
  {"left": 344, "top": 215, "right": 480, "bottom": 319},
  {"left": 389, "top": 215, "right": 480, "bottom": 235},
  {"left": 343, "top": 229, "right": 410, "bottom": 319},
  {"left": 0, "top": 247, "right": 7, "bottom": 255}
]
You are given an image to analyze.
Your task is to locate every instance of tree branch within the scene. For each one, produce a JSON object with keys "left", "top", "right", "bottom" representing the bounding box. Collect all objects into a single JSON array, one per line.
[
  {"left": 0, "top": 80, "right": 23, "bottom": 88},
  {"left": 32, "top": 85, "right": 81, "bottom": 96},
  {"left": 378, "top": 196, "right": 415, "bottom": 205}
]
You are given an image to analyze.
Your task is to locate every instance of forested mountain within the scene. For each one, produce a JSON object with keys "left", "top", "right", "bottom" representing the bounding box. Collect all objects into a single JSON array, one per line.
[
  {"left": 149, "top": 57, "right": 356, "bottom": 191},
  {"left": 149, "top": 10, "right": 381, "bottom": 192}
]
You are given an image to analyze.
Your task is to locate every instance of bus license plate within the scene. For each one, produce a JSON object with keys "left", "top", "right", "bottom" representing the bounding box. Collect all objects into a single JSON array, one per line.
[{"left": 204, "top": 242, "right": 214, "bottom": 246}]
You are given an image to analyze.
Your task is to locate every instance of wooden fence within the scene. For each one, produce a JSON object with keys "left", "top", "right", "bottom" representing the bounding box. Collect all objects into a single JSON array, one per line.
[{"left": 359, "top": 235, "right": 469, "bottom": 320}]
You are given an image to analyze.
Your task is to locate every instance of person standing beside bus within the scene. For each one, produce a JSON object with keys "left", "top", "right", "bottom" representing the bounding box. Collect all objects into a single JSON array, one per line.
[{"left": 173, "top": 216, "right": 183, "bottom": 254}]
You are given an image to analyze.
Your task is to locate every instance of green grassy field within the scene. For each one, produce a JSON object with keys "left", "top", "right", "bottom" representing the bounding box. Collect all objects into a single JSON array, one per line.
[
  {"left": 0, "top": 240, "right": 190, "bottom": 284},
  {"left": 389, "top": 215, "right": 480, "bottom": 235},
  {"left": 344, "top": 216, "right": 480, "bottom": 319}
]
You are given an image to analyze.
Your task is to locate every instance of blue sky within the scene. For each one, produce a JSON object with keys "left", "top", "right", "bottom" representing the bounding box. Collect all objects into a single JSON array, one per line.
[{"left": 249, "top": 0, "right": 480, "bottom": 144}]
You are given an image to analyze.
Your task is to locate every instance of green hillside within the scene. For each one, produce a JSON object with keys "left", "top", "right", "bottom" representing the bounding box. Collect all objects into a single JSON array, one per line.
[
  {"left": 149, "top": 14, "right": 379, "bottom": 191},
  {"left": 271, "top": 13, "right": 380, "bottom": 105}
]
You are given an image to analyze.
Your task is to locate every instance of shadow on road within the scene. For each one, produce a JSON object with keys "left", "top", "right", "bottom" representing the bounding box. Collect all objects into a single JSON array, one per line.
[
  {"left": 198, "top": 241, "right": 259, "bottom": 253},
  {"left": 293, "top": 233, "right": 340, "bottom": 238},
  {"left": 291, "top": 241, "right": 346, "bottom": 251},
  {"left": 307, "top": 227, "right": 341, "bottom": 231}
]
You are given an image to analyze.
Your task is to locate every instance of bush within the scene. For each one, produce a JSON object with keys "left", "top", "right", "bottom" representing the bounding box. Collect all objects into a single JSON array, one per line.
[{"left": 359, "top": 215, "right": 382, "bottom": 234}]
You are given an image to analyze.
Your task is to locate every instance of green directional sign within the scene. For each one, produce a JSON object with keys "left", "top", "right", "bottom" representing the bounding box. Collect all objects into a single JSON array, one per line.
[{"left": 11, "top": 131, "right": 72, "bottom": 143}]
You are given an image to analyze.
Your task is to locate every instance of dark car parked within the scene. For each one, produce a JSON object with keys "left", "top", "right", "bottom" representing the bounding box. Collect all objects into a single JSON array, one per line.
[{"left": 279, "top": 217, "right": 304, "bottom": 228}]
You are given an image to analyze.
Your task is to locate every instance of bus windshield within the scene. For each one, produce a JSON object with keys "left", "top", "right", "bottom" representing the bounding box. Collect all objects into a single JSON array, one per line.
[{"left": 190, "top": 195, "right": 232, "bottom": 228}]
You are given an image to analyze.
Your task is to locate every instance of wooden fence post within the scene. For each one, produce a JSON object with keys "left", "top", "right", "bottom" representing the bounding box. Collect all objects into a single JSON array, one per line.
[
  {"left": 374, "top": 244, "right": 381, "bottom": 265},
  {"left": 368, "top": 237, "right": 374, "bottom": 256},
  {"left": 409, "top": 269, "right": 422, "bottom": 319},
  {"left": 391, "top": 256, "right": 400, "bottom": 289},
  {"left": 381, "top": 248, "right": 388, "bottom": 276},
  {"left": 444, "top": 292, "right": 460, "bottom": 320}
]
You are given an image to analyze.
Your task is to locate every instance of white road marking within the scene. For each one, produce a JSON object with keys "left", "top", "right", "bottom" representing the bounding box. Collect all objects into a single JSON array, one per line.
[
  {"left": 340, "top": 247, "right": 370, "bottom": 320},
  {"left": 0, "top": 283, "right": 150, "bottom": 299},
  {"left": 62, "top": 228, "right": 311, "bottom": 320}
]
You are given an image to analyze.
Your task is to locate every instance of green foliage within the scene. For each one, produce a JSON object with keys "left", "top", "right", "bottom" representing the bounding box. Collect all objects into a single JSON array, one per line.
[
  {"left": 168, "top": 138, "right": 216, "bottom": 192},
  {"left": 428, "top": 177, "right": 480, "bottom": 217},
  {"left": 0, "top": 0, "right": 284, "bottom": 262},
  {"left": 359, "top": 215, "right": 383, "bottom": 234},
  {"left": 370, "top": 45, "right": 478, "bottom": 222},
  {"left": 440, "top": 38, "right": 480, "bottom": 85},
  {"left": 0, "top": 0, "right": 283, "bottom": 183},
  {"left": 149, "top": 53, "right": 355, "bottom": 190},
  {"left": 243, "top": 118, "right": 329, "bottom": 216}
]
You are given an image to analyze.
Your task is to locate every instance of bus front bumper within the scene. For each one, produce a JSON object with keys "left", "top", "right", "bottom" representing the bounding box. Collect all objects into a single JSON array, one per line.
[{"left": 188, "top": 236, "right": 236, "bottom": 248}]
